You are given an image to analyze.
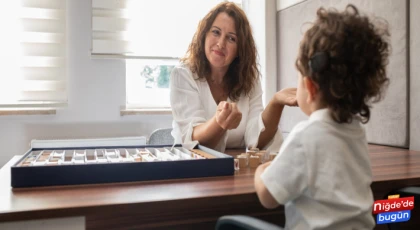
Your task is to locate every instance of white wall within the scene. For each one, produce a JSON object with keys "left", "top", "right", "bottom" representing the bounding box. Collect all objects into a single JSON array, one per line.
[
  {"left": 0, "top": 0, "right": 173, "bottom": 167},
  {"left": 276, "top": 0, "right": 306, "bottom": 11},
  {"left": 277, "top": 0, "right": 410, "bottom": 147},
  {"left": 244, "top": 0, "right": 278, "bottom": 106},
  {"left": 410, "top": 0, "right": 420, "bottom": 151}
]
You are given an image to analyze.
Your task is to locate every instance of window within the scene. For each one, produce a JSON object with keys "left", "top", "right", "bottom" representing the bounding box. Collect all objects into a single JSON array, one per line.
[
  {"left": 126, "top": 59, "right": 177, "bottom": 108},
  {"left": 0, "top": 0, "right": 67, "bottom": 108},
  {"left": 91, "top": 0, "right": 242, "bottom": 109}
]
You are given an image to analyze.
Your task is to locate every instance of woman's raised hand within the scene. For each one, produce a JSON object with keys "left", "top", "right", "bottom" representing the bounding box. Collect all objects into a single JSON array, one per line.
[
  {"left": 215, "top": 101, "right": 242, "bottom": 130},
  {"left": 274, "top": 88, "right": 298, "bottom": 107}
]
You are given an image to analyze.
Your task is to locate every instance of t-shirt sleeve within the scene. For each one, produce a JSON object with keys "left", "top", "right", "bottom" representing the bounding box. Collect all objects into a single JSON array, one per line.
[
  {"left": 260, "top": 131, "right": 307, "bottom": 204},
  {"left": 170, "top": 66, "right": 207, "bottom": 144},
  {"left": 244, "top": 79, "right": 283, "bottom": 150}
]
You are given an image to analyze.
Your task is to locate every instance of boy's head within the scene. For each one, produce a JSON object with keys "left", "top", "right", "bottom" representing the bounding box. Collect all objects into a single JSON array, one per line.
[{"left": 295, "top": 4, "right": 390, "bottom": 124}]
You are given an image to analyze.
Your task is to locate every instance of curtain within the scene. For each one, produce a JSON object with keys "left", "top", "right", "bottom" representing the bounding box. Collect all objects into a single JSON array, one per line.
[{"left": 0, "top": 0, "right": 67, "bottom": 107}]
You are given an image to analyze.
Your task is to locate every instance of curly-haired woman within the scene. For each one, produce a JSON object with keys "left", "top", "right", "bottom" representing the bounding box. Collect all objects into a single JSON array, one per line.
[{"left": 170, "top": 2, "right": 297, "bottom": 152}]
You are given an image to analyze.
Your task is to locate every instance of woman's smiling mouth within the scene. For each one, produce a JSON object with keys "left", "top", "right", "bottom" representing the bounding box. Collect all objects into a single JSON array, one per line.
[{"left": 213, "top": 50, "right": 225, "bottom": 56}]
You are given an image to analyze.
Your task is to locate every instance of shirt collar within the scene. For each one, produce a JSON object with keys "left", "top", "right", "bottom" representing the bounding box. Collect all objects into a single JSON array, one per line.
[
  {"left": 309, "top": 108, "right": 332, "bottom": 123},
  {"left": 309, "top": 108, "right": 364, "bottom": 130}
]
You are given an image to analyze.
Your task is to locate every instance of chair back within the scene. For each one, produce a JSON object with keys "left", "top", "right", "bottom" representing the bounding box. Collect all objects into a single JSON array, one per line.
[{"left": 148, "top": 128, "right": 174, "bottom": 145}]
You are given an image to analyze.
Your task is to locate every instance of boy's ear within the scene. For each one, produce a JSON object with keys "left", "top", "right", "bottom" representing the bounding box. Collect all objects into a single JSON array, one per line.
[{"left": 303, "top": 77, "right": 318, "bottom": 103}]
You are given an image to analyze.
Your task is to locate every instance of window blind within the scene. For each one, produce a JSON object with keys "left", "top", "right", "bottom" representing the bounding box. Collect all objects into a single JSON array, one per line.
[
  {"left": 91, "top": 0, "right": 230, "bottom": 59},
  {"left": 0, "top": 0, "right": 67, "bottom": 107}
]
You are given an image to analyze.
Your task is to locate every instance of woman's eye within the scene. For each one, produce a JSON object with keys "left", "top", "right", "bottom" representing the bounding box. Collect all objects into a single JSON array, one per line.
[
  {"left": 228, "top": 36, "right": 236, "bottom": 42},
  {"left": 212, "top": 30, "right": 220, "bottom": 35}
]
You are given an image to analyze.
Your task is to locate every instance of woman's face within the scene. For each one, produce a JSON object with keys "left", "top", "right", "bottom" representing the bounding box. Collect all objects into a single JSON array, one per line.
[{"left": 205, "top": 12, "right": 238, "bottom": 72}]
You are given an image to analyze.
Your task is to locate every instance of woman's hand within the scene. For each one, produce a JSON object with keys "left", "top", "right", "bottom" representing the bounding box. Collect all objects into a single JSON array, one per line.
[
  {"left": 215, "top": 101, "right": 242, "bottom": 130},
  {"left": 274, "top": 88, "right": 298, "bottom": 107}
]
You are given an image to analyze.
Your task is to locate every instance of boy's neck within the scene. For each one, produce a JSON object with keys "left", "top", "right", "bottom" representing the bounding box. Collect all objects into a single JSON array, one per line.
[{"left": 307, "top": 100, "right": 327, "bottom": 116}]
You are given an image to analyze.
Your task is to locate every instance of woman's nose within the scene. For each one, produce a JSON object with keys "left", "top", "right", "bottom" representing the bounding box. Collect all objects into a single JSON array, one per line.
[{"left": 217, "top": 37, "right": 226, "bottom": 49}]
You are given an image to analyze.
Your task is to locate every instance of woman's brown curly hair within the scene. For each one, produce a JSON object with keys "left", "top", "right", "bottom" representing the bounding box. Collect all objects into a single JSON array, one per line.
[
  {"left": 295, "top": 4, "right": 390, "bottom": 124},
  {"left": 181, "top": 2, "right": 259, "bottom": 102}
]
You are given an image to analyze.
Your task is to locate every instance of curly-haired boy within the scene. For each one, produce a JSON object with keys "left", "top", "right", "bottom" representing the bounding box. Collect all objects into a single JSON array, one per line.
[{"left": 255, "top": 4, "right": 390, "bottom": 230}]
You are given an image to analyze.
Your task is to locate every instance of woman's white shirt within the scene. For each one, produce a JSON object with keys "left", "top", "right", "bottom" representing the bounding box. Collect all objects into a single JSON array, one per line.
[{"left": 170, "top": 64, "right": 283, "bottom": 152}]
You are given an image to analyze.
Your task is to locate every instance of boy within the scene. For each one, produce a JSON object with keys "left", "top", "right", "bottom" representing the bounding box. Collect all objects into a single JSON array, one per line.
[{"left": 254, "top": 4, "right": 390, "bottom": 230}]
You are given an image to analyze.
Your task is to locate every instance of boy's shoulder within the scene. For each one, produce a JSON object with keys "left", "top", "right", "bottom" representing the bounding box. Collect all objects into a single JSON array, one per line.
[
  {"left": 289, "top": 110, "right": 365, "bottom": 142},
  {"left": 286, "top": 116, "right": 349, "bottom": 151},
  {"left": 281, "top": 119, "right": 322, "bottom": 151},
  {"left": 285, "top": 112, "right": 366, "bottom": 161},
  {"left": 288, "top": 118, "right": 329, "bottom": 139}
]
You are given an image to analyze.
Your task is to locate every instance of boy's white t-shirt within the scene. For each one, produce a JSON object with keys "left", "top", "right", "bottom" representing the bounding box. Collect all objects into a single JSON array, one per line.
[{"left": 261, "top": 109, "right": 375, "bottom": 230}]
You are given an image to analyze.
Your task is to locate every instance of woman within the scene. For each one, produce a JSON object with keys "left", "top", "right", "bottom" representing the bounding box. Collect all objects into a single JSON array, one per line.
[{"left": 170, "top": 2, "right": 296, "bottom": 152}]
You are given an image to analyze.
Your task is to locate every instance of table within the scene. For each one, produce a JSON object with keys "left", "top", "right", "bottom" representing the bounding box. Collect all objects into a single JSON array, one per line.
[{"left": 0, "top": 145, "right": 420, "bottom": 230}]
